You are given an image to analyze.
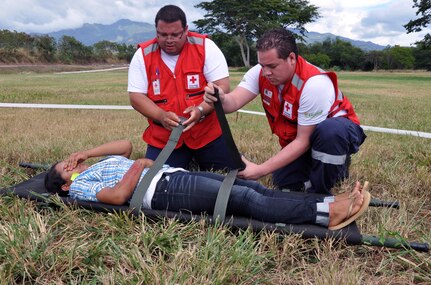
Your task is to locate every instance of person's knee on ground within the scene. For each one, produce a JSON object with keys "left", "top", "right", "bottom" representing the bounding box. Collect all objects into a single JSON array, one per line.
[{"left": 308, "top": 118, "right": 352, "bottom": 194}]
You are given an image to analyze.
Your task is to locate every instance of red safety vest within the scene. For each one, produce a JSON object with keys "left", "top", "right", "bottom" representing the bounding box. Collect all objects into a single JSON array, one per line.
[
  {"left": 259, "top": 56, "right": 360, "bottom": 148},
  {"left": 138, "top": 32, "right": 222, "bottom": 149}
]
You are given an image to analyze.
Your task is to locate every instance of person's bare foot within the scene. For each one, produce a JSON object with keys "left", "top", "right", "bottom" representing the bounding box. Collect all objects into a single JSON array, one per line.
[
  {"left": 328, "top": 191, "right": 365, "bottom": 228},
  {"left": 334, "top": 181, "right": 369, "bottom": 202}
]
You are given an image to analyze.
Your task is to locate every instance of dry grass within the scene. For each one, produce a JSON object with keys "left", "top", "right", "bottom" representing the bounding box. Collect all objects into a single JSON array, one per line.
[{"left": 0, "top": 66, "right": 430, "bottom": 284}]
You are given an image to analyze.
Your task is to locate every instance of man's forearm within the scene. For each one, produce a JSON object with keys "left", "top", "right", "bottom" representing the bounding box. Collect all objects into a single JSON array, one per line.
[
  {"left": 260, "top": 139, "right": 310, "bottom": 175},
  {"left": 129, "top": 92, "right": 165, "bottom": 122},
  {"left": 259, "top": 125, "right": 315, "bottom": 175},
  {"left": 222, "top": 87, "right": 257, "bottom": 114}
]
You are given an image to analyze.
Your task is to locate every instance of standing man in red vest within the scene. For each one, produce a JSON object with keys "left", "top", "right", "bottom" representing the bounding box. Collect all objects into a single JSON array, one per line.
[
  {"left": 128, "top": 5, "right": 234, "bottom": 171},
  {"left": 204, "top": 28, "right": 366, "bottom": 194}
]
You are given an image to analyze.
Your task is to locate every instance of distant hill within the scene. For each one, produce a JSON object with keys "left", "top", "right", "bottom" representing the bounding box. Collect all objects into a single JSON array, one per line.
[
  {"left": 304, "top": 31, "right": 387, "bottom": 51},
  {"left": 46, "top": 19, "right": 387, "bottom": 51},
  {"left": 47, "top": 19, "right": 154, "bottom": 46}
]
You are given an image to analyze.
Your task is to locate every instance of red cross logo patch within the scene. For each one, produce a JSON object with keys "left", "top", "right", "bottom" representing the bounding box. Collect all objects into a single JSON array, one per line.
[
  {"left": 187, "top": 74, "right": 200, "bottom": 89},
  {"left": 283, "top": 101, "right": 293, "bottom": 119}
]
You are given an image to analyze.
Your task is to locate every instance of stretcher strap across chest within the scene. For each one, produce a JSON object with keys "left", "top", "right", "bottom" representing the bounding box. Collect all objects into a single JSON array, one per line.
[
  {"left": 129, "top": 88, "right": 244, "bottom": 220},
  {"left": 129, "top": 120, "right": 186, "bottom": 216}
]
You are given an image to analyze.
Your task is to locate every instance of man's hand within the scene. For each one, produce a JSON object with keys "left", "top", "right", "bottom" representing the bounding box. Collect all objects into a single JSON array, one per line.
[
  {"left": 203, "top": 83, "right": 224, "bottom": 106},
  {"left": 182, "top": 106, "right": 203, "bottom": 132},
  {"left": 237, "top": 156, "right": 266, "bottom": 181},
  {"left": 160, "top": 111, "right": 181, "bottom": 130}
]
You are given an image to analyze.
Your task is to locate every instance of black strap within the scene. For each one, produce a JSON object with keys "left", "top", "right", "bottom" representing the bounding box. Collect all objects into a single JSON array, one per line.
[
  {"left": 213, "top": 169, "right": 238, "bottom": 221},
  {"left": 129, "top": 120, "right": 185, "bottom": 216},
  {"left": 212, "top": 87, "right": 245, "bottom": 221},
  {"left": 212, "top": 88, "right": 245, "bottom": 170}
]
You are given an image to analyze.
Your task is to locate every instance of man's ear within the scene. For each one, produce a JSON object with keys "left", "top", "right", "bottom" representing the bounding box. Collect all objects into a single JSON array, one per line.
[
  {"left": 61, "top": 184, "right": 70, "bottom": 192},
  {"left": 288, "top": 52, "right": 297, "bottom": 65}
]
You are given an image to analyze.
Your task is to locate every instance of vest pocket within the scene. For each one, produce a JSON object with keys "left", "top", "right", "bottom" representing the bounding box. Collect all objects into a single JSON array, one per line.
[
  {"left": 153, "top": 99, "right": 167, "bottom": 105},
  {"left": 185, "top": 90, "right": 205, "bottom": 107},
  {"left": 186, "top": 90, "right": 205, "bottom": 98}
]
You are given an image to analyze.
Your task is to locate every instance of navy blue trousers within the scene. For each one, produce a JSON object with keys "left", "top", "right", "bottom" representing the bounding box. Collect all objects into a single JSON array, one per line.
[
  {"left": 152, "top": 171, "right": 327, "bottom": 224},
  {"left": 272, "top": 117, "right": 366, "bottom": 194},
  {"left": 145, "top": 134, "right": 236, "bottom": 171}
]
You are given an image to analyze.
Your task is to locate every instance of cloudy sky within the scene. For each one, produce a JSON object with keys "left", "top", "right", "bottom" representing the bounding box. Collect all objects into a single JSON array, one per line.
[{"left": 0, "top": 0, "right": 426, "bottom": 47}]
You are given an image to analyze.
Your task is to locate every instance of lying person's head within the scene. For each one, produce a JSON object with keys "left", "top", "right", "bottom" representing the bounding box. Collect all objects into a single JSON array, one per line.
[{"left": 44, "top": 161, "right": 88, "bottom": 196}]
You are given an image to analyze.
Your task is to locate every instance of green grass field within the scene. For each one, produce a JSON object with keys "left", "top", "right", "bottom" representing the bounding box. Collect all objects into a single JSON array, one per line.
[{"left": 0, "top": 66, "right": 430, "bottom": 284}]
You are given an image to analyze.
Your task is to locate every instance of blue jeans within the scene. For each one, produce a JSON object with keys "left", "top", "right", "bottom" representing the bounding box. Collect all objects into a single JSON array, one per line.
[
  {"left": 151, "top": 171, "right": 327, "bottom": 224},
  {"left": 145, "top": 135, "right": 236, "bottom": 171}
]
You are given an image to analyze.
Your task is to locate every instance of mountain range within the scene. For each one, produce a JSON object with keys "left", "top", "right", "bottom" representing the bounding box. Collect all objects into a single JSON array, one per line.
[{"left": 46, "top": 19, "right": 387, "bottom": 51}]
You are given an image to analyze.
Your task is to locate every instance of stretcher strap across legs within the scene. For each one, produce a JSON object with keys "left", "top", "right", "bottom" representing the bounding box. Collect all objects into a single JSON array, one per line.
[{"left": 212, "top": 87, "right": 245, "bottom": 222}]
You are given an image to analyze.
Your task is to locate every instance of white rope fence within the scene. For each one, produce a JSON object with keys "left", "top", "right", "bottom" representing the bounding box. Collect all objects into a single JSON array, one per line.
[
  {"left": 1, "top": 102, "right": 430, "bottom": 139},
  {"left": 54, "top": 66, "right": 128, "bottom": 74}
]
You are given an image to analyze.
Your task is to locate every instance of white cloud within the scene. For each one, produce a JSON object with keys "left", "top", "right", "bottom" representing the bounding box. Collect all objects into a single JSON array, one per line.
[
  {"left": 306, "top": 0, "right": 425, "bottom": 46},
  {"left": 0, "top": 0, "right": 426, "bottom": 46},
  {"left": 0, "top": 0, "right": 202, "bottom": 33}
]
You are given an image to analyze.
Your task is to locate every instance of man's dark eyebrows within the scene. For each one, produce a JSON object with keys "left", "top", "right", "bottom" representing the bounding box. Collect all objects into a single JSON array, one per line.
[
  {"left": 258, "top": 62, "right": 278, "bottom": 68},
  {"left": 156, "top": 30, "right": 183, "bottom": 36}
]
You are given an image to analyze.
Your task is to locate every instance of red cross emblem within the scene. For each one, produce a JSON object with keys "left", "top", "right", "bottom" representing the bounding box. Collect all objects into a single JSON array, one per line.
[{"left": 187, "top": 74, "right": 200, "bottom": 89}]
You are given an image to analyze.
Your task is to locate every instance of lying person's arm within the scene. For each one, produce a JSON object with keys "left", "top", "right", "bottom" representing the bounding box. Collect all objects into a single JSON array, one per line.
[
  {"left": 95, "top": 158, "right": 154, "bottom": 205},
  {"left": 65, "top": 140, "right": 133, "bottom": 171}
]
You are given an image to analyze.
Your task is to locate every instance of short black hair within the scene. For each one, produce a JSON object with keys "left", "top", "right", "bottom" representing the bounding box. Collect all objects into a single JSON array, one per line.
[
  {"left": 44, "top": 162, "right": 69, "bottom": 197},
  {"left": 256, "top": 28, "right": 298, "bottom": 59},
  {"left": 155, "top": 5, "right": 187, "bottom": 28}
]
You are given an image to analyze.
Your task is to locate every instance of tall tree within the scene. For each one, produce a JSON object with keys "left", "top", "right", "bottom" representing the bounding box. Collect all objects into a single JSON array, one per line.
[
  {"left": 412, "top": 44, "right": 431, "bottom": 70},
  {"left": 363, "top": 50, "right": 384, "bottom": 71},
  {"left": 308, "top": 38, "right": 364, "bottom": 70},
  {"left": 93, "top": 40, "right": 118, "bottom": 62},
  {"left": 57, "top": 36, "right": 93, "bottom": 64},
  {"left": 193, "top": 0, "right": 319, "bottom": 67},
  {"left": 34, "top": 35, "right": 57, "bottom": 63},
  {"left": 210, "top": 32, "right": 257, "bottom": 67},
  {"left": 327, "top": 38, "right": 365, "bottom": 70},
  {"left": 116, "top": 43, "right": 136, "bottom": 62},
  {"left": 404, "top": 0, "right": 431, "bottom": 47},
  {"left": 386, "top": 46, "right": 415, "bottom": 69}
]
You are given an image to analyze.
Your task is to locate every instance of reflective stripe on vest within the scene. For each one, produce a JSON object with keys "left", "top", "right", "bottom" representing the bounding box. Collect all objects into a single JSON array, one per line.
[
  {"left": 337, "top": 89, "right": 343, "bottom": 101},
  {"left": 188, "top": 36, "right": 204, "bottom": 45},
  {"left": 291, "top": 73, "right": 304, "bottom": 90},
  {"left": 143, "top": 43, "right": 159, "bottom": 56}
]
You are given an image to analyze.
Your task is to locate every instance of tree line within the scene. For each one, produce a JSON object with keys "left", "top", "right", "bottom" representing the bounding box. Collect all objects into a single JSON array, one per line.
[
  {"left": 0, "top": 29, "right": 136, "bottom": 65},
  {"left": 213, "top": 32, "right": 430, "bottom": 71},
  {"left": 1, "top": 0, "right": 429, "bottom": 70},
  {"left": 193, "top": 0, "right": 430, "bottom": 71},
  {"left": 1, "top": 28, "right": 429, "bottom": 71}
]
